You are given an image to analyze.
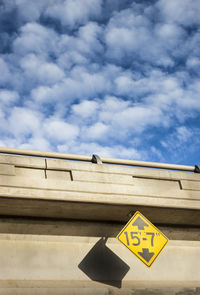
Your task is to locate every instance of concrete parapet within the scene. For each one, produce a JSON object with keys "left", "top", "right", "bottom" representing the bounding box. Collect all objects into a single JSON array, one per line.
[{"left": 0, "top": 152, "right": 200, "bottom": 226}]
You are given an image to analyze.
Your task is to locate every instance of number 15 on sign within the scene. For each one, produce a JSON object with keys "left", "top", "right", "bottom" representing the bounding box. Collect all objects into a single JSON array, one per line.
[{"left": 116, "top": 211, "right": 168, "bottom": 267}]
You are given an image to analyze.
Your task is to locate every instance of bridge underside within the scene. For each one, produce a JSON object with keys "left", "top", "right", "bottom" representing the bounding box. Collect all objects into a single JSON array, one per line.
[{"left": 0, "top": 151, "right": 199, "bottom": 294}]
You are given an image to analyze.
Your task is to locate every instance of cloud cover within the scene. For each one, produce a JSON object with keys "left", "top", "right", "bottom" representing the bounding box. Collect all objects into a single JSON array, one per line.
[{"left": 0, "top": 0, "right": 200, "bottom": 164}]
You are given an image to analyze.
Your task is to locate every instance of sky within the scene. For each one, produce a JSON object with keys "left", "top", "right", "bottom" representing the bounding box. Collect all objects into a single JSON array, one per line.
[{"left": 0, "top": 0, "right": 200, "bottom": 165}]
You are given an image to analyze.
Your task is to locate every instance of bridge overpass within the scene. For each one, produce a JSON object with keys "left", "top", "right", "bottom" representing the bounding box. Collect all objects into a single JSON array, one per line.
[{"left": 0, "top": 147, "right": 199, "bottom": 294}]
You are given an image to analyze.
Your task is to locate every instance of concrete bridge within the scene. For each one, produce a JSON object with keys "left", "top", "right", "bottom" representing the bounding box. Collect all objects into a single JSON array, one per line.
[{"left": 0, "top": 147, "right": 199, "bottom": 294}]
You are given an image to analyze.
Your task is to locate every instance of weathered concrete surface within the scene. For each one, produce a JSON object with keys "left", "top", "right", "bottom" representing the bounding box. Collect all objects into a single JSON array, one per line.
[
  {"left": 0, "top": 152, "right": 200, "bottom": 294},
  {"left": 0, "top": 234, "right": 199, "bottom": 292},
  {"left": 0, "top": 154, "right": 200, "bottom": 225},
  {"left": 0, "top": 287, "right": 200, "bottom": 295},
  {"left": 0, "top": 217, "right": 200, "bottom": 241}
]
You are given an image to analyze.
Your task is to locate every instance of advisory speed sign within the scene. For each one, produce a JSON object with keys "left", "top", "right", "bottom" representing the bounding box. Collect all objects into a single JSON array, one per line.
[{"left": 116, "top": 211, "right": 168, "bottom": 267}]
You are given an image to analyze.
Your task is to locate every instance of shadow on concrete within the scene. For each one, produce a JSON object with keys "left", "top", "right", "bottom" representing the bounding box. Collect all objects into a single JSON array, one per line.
[{"left": 78, "top": 237, "right": 130, "bottom": 288}]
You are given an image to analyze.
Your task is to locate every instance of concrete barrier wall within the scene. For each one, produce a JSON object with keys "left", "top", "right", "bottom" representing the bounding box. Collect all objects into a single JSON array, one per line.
[
  {"left": 0, "top": 153, "right": 200, "bottom": 294},
  {"left": 0, "top": 234, "right": 200, "bottom": 294},
  {"left": 0, "top": 154, "right": 200, "bottom": 225}
]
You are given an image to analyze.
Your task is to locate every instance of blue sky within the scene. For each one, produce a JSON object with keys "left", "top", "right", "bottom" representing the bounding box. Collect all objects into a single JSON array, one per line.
[{"left": 0, "top": 0, "right": 200, "bottom": 165}]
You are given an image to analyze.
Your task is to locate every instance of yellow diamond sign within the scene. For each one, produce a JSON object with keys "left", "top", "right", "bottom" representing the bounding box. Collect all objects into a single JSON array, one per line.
[{"left": 116, "top": 211, "right": 168, "bottom": 267}]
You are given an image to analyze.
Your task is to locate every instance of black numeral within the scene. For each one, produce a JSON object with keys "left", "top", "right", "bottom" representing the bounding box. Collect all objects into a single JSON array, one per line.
[
  {"left": 124, "top": 231, "right": 141, "bottom": 246},
  {"left": 124, "top": 231, "right": 130, "bottom": 245},
  {"left": 146, "top": 232, "right": 155, "bottom": 246}
]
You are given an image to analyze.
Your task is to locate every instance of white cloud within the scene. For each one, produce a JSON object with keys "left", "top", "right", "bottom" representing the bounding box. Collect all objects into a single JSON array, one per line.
[
  {"left": 8, "top": 107, "right": 43, "bottom": 137},
  {"left": 30, "top": 66, "right": 111, "bottom": 111},
  {"left": 30, "top": 85, "right": 53, "bottom": 103},
  {"left": 77, "top": 22, "right": 103, "bottom": 55},
  {"left": 71, "top": 94, "right": 167, "bottom": 142},
  {"left": 176, "top": 126, "right": 192, "bottom": 142},
  {"left": 186, "top": 57, "right": 200, "bottom": 69},
  {"left": 154, "top": 23, "right": 186, "bottom": 51},
  {"left": 20, "top": 54, "right": 65, "bottom": 85},
  {"left": 111, "top": 105, "right": 164, "bottom": 132},
  {"left": 101, "top": 96, "right": 130, "bottom": 113},
  {"left": 0, "top": 58, "right": 11, "bottom": 85},
  {"left": 16, "top": 0, "right": 46, "bottom": 22},
  {"left": 57, "top": 141, "right": 143, "bottom": 159},
  {"left": 44, "top": 119, "right": 79, "bottom": 143},
  {"left": 157, "top": 0, "right": 200, "bottom": 26},
  {"left": 72, "top": 100, "right": 98, "bottom": 118},
  {"left": 104, "top": 6, "right": 189, "bottom": 67},
  {"left": 105, "top": 26, "right": 140, "bottom": 60},
  {"left": 13, "top": 22, "right": 58, "bottom": 56},
  {"left": 86, "top": 122, "right": 109, "bottom": 140},
  {"left": 45, "top": 0, "right": 102, "bottom": 28},
  {"left": 19, "top": 136, "right": 51, "bottom": 151},
  {"left": 0, "top": 90, "right": 19, "bottom": 105},
  {"left": 114, "top": 74, "right": 134, "bottom": 96},
  {"left": 160, "top": 125, "right": 200, "bottom": 164},
  {"left": 55, "top": 21, "right": 103, "bottom": 71},
  {"left": 57, "top": 50, "right": 88, "bottom": 70}
]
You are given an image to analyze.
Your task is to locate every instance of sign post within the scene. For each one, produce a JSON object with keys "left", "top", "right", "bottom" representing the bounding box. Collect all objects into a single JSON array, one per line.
[{"left": 116, "top": 211, "right": 168, "bottom": 267}]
